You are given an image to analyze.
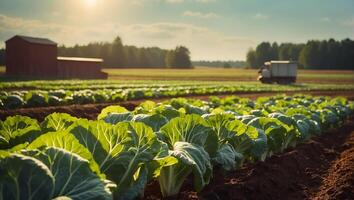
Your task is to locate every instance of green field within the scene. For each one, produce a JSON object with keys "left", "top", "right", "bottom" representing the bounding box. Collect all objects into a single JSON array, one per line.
[
  {"left": 102, "top": 67, "right": 354, "bottom": 82},
  {"left": 1, "top": 65, "right": 353, "bottom": 84}
]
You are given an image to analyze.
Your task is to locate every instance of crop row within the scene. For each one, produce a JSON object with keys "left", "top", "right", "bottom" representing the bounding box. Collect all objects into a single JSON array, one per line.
[
  {"left": 2, "top": 79, "right": 353, "bottom": 91},
  {"left": 0, "top": 80, "right": 207, "bottom": 90},
  {"left": 0, "top": 95, "right": 353, "bottom": 199},
  {"left": 2, "top": 81, "right": 354, "bottom": 109}
]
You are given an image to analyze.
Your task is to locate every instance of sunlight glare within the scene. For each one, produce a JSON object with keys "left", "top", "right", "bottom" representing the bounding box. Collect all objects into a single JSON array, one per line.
[{"left": 85, "top": 0, "right": 97, "bottom": 7}]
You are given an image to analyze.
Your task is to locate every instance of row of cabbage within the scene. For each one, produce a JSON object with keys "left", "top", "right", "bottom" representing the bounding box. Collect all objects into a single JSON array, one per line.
[
  {"left": 2, "top": 81, "right": 354, "bottom": 109},
  {"left": 0, "top": 81, "right": 211, "bottom": 91},
  {"left": 1, "top": 86, "right": 232, "bottom": 109},
  {"left": 1, "top": 79, "right": 354, "bottom": 91},
  {"left": 0, "top": 95, "right": 353, "bottom": 200},
  {"left": 0, "top": 84, "right": 300, "bottom": 109}
]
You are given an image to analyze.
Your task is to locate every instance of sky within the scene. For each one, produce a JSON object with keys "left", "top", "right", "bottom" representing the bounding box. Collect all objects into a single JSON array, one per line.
[{"left": 0, "top": 0, "right": 353, "bottom": 60}]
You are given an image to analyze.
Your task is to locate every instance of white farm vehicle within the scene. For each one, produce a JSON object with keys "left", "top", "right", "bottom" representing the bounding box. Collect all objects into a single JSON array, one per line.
[{"left": 258, "top": 61, "right": 298, "bottom": 84}]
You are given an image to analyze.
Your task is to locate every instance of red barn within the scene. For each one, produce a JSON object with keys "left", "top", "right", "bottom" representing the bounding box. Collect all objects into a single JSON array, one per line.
[
  {"left": 57, "top": 57, "right": 107, "bottom": 79},
  {"left": 5, "top": 35, "right": 107, "bottom": 79},
  {"left": 5, "top": 35, "right": 58, "bottom": 77}
]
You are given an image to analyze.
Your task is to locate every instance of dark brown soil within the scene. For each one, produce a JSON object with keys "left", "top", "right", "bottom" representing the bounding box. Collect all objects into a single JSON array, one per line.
[
  {"left": 143, "top": 117, "right": 354, "bottom": 200},
  {"left": 1, "top": 90, "right": 354, "bottom": 121}
]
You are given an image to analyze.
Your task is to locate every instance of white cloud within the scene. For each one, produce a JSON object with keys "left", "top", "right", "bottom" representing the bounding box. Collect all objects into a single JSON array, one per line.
[
  {"left": 183, "top": 11, "right": 220, "bottom": 19},
  {"left": 253, "top": 13, "right": 269, "bottom": 20},
  {"left": 0, "top": 14, "right": 255, "bottom": 60}
]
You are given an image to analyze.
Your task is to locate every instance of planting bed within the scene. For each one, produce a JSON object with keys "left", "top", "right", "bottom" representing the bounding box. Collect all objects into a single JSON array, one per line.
[
  {"left": 143, "top": 117, "right": 354, "bottom": 200},
  {"left": 1, "top": 79, "right": 354, "bottom": 110},
  {"left": 1, "top": 90, "right": 354, "bottom": 121},
  {"left": 1, "top": 94, "right": 353, "bottom": 200}
]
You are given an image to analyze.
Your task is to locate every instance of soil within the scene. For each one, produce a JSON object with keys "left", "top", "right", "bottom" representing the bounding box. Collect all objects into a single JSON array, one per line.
[
  {"left": 1, "top": 89, "right": 354, "bottom": 121},
  {"left": 143, "top": 117, "right": 354, "bottom": 200}
]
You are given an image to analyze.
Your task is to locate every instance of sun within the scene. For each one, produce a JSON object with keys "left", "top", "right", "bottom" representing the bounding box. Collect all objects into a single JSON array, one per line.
[{"left": 84, "top": 0, "right": 97, "bottom": 7}]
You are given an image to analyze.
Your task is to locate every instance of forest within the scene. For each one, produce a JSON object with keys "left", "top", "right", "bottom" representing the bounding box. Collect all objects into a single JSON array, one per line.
[
  {"left": 192, "top": 60, "right": 246, "bottom": 68},
  {"left": 58, "top": 36, "right": 192, "bottom": 68},
  {"left": 246, "top": 38, "right": 354, "bottom": 69}
]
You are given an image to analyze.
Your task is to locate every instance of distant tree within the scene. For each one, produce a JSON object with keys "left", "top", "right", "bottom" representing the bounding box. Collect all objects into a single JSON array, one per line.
[
  {"left": 166, "top": 46, "right": 192, "bottom": 68},
  {"left": 299, "top": 40, "right": 320, "bottom": 69},
  {"left": 0, "top": 48, "right": 5, "bottom": 66},
  {"left": 246, "top": 49, "right": 257, "bottom": 69},
  {"left": 137, "top": 49, "right": 149, "bottom": 67},
  {"left": 255, "top": 42, "right": 273, "bottom": 67},
  {"left": 271, "top": 42, "right": 279, "bottom": 60},
  {"left": 223, "top": 63, "right": 232, "bottom": 68},
  {"left": 174, "top": 46, "right": 192, "bottom": 68},
  {"left": 124, "top": 46, "right": 137, "bottom": 67},
  {"left": 251, "top": 38, "right": 354, "bottom": 70},
  {"left": 107, "top": 36, "right": 126, "bottom": 67},
  {"left": 288, "top": 44, "right": 303, "bottom": 62},
  {"left": 192, "top": 60, "right": 247, "bottom": 68},
  {"left": 326, "top": 39, "right": 340, "bottom": 68},
  {"left": 279, "top": 43, "right": 291, "bottom": 60},
  {"left": 58, "top": 35, "right": 180, "bottom": 68},
  {"left": 99, "top": 43, "right": 111, "bottom": 66},
  {"left": 339, "top": 38, "right": 354, "bottom": 69},
  {"left": 245, "top": 42, "right": 278, "bottom": 69}
]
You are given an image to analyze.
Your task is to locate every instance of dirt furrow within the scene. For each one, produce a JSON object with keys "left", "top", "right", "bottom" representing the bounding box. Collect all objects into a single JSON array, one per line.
[
  {"left": 143, "top": 118, "right": 354, "bottom": 200},
  {"left": 310, "top": 129, "right": 354, "bottom": 200}
]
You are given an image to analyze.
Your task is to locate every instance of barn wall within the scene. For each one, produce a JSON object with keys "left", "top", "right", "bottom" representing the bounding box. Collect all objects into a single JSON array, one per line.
[
  {"left": 5, "top": 38, "right": 28, "bottom": 76},
  {"left": 57, "top": 60, "right": 107, "bottom": 79},
  {"left": 5, "top": 37, "right": 57, "bottom": 77},
  {"left": 28, "top": 43, "right": 57, "bottom": 77},
  {"left": 5, "top": 36, "right": 107, "bottom": 79}
]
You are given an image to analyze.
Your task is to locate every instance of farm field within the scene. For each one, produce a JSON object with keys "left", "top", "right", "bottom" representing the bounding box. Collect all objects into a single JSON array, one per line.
[
  {"left": 1, "top": 66, "right": 354, "bottom": 200},
  {"left": 1, "top": 95, "right": 353, "bottom": 200},
  {"left": 1, "top": 80, "right": 354, "bottom": 110},
  {"left": 1, "top": 66, "right": 354, "bottom": 84},
  {"left": 2, "top": 1, "right": 354, "bottom": 199},
  {"left": 0, "top": 66, "right": 353, "bottom": 110},
  {"left": 103, "top": 67, "right": 354, "bottom": 84}
]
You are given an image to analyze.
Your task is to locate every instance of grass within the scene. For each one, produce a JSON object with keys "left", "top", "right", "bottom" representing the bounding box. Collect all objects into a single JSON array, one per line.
[
  {"left": 1, "top": 65, "right": 353, "bottom": 84},
  {"left": 104, "top": 67, "right": 256, "bottom": 79},
  {"left": 103, "top": 67, "right": 354, "bottom": 83},
  {"left": 0, "top": 66, "right": 5, "bottom": 74}
]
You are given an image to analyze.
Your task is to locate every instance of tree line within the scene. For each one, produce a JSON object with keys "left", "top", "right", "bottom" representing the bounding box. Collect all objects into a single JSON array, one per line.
[
  {"left": 193, "top": 60, "right": 246, "bottom": 68},
  {"left": 247, "top": 38, "right": 354, "bottom": 70},
  {"left": 0, "top": 48, "right": 5, "bottom": 66},
  {"left": 58, "top": 36, "right": 192, "bottom": 68}
]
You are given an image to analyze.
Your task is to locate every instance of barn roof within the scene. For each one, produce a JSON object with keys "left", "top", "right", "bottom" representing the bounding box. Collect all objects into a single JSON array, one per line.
[
  {"left": 7, "top": 35, "right": 57, "bottom": 45},
  {"left": 57, "top": 57, "right": 103, "bottom": 62}
]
